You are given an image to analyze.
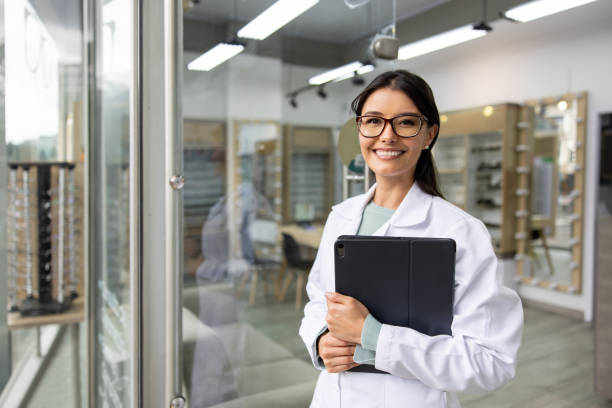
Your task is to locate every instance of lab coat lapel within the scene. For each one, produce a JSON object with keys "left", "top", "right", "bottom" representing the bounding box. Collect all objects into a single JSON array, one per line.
[
  {"left": 387, "top": 182, "right": 433, "bottom": 229},
  {"left": 332, "top": 184, "right": 377, "bottom": 237}
]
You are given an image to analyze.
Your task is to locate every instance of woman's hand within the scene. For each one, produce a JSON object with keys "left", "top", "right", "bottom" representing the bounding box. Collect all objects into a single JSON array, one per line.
[
  {"left": 325, "top": 292, "right": 369, "bottom": 344},
  {"left": 317, "top": 331, "right": 359, "bottom": 373}
]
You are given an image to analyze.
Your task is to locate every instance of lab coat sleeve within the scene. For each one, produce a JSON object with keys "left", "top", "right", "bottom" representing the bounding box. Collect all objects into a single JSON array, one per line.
[
  {"left": 374, "top": 218, "right": 524, "bottom": 392},
  {"left": 299, "top": 215, "right": 334, "bottom": 370}
]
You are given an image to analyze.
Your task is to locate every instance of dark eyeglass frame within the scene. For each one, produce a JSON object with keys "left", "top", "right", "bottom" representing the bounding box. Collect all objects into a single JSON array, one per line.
[{"left": 356, "top": 113, "right": 429, "bottom": 139}]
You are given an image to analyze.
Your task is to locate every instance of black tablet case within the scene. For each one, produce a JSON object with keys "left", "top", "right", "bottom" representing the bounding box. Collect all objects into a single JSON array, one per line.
[{"left": 334, "top": 235, "right": 456, "bottom": 374}]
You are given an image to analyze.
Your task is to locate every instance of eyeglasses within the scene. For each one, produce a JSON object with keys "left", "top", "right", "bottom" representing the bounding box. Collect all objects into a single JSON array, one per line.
[{"left": 356, "top": 113, "right": 428, "bottom": 138}]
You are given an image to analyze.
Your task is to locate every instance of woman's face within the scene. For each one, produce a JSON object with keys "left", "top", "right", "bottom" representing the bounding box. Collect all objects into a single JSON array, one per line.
[{"left": 358, "top": 87, "right": 437, "bottom": 183}]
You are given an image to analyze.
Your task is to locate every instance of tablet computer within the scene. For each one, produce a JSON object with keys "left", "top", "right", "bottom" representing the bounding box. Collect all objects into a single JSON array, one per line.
[{"left": 334, "top": 235, "right": 456, "bottom": 373}]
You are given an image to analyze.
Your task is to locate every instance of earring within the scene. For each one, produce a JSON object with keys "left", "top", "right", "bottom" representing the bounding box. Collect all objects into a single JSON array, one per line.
[{"left": 424, "top": 145, "right": 429, "bottom": 150}]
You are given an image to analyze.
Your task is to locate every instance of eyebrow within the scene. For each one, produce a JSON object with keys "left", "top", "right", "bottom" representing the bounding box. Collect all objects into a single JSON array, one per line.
[{"left": 362, "top": 111, "right": 421, "bottom": 116}]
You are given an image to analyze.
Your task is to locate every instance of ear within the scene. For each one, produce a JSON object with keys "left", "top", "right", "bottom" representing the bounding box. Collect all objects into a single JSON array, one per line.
[{"left": 423, "top": 124, "right": 438, "bottom": 150}]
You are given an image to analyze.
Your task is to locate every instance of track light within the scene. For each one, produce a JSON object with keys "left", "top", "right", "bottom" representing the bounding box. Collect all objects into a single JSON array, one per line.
[
  {"left": 352, "top": 75, "right": 365, "bottom": 86},
  {"left": 317, "top": 86, "right": 327, "bottom": 99},
  {"left": 289, "top": 95, "right": 298, "bottom": 108}
]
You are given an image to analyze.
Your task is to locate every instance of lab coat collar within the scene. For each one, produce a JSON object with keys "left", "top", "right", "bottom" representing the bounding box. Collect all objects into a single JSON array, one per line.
[{"left": 331, "top": 182, "right": 433, "bottom": 228}]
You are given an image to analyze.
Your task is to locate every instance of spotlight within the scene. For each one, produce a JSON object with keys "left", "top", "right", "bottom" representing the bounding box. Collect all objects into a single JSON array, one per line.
[
  {"left": 352, "top": 74, "right": 365, "bottom": 86},
  {"left": 317, "top": 86, "right": 327, "bottom": 99},
  {"left": 289, "top": 95, "right": 298, "bottom": 108}
]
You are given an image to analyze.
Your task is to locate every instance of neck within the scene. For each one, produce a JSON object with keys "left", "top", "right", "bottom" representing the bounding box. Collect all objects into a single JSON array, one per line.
[{"left": 371, "top": 174, "right": 415, "bottom": 209}]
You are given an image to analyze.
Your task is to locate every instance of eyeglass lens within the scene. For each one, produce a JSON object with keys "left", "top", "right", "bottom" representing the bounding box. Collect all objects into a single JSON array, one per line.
[{"left": 359, "top": 115, "right": 422, "bottom": 138}]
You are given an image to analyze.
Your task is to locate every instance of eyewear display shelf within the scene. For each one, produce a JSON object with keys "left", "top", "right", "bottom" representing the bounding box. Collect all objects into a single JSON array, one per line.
[
  {"left": 282, "top": 125, "right": 334, "bottom": 224},
  {"left": 517, "top": 93, "right": 588, "bottom": 294},
  {"left": 434, "top": 103, "right": 534, "bottom": 257},
  {"left": 6, "top": 161, "right": 83, "bottom": 327}
]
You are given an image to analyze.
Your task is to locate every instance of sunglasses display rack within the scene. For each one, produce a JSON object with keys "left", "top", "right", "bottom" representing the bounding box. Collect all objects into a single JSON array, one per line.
[{"left": 6, "top": 162, "right": 81, "bottom": 316}]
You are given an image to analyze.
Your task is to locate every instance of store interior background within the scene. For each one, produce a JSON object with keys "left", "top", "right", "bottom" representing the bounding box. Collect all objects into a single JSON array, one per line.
[
  {"left": 182, "top": 0, "right": 610, "bottom": 319},
  {"left": 1, "top": 0, "right": 611, "bottom": 407}
]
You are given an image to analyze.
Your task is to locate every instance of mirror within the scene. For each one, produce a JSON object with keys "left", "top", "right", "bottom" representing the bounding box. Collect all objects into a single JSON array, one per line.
[{"left": 522, "top": 93, "right": 587, "bottom": 293}]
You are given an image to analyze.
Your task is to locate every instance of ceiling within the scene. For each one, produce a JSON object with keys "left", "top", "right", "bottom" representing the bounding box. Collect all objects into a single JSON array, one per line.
[{"left": 185, "top": 0, "right": 453, "bottom": 44}]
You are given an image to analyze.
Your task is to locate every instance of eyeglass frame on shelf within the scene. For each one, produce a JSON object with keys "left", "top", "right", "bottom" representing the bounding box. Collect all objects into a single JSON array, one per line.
[{"left": 356, "top": 113, "right": 429, "bottom": 138}]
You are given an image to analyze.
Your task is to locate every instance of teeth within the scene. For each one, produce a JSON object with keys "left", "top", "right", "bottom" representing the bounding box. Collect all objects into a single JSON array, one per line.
[{"left": 376, "top": 150, "right": 402, "bottom": 157}]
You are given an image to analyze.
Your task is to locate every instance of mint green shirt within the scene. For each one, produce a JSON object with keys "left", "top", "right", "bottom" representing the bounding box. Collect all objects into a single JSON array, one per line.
[{"left": 357, "top": 201, "right": 395, "bottom": 235}]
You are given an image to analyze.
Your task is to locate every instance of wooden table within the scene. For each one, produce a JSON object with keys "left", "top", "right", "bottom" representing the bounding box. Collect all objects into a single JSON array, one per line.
[{"left": 279, "top": 224, "right": 324, "bottom": 249}]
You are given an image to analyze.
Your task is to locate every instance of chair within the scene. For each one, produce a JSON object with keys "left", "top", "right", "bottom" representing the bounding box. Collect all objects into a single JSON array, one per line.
[{"left": 279, "top": 233, "right": 313, "bottom": 310}]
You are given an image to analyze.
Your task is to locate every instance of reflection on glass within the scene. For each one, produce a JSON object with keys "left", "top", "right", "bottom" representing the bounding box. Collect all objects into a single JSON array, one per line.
[
  {"left": 182, "top": 120, "right": 319, "bottom": 407},
  {"left": 5, "top": 0, "right": 59, "bottom": 161}
]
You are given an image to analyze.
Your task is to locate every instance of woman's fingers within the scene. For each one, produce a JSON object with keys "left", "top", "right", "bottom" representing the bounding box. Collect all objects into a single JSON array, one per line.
[
  {"left": 321, "top": 355, "right": 357, "bottom": 372},
  {"left": 319, "top": 345, "right": 356, "bottom": 359},
  {"left": 325, "top": 292, "right": 351, "bottom": 304},
  {"left": 323, "top": 333, "right": 355, "bottom": 347}
]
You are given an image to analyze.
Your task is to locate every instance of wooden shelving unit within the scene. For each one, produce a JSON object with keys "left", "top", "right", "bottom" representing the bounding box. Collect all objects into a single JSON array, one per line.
[
  {"left": 282, "top": 125, "right": 334, "bottom": 224},
  {"left": 435, "top": 103, "right": 534, "bottom": 257}
]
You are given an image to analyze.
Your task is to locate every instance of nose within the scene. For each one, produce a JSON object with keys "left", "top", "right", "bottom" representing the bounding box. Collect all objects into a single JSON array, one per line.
[{"left": 379, "top": 120, "right": 397, "bottom": 143}]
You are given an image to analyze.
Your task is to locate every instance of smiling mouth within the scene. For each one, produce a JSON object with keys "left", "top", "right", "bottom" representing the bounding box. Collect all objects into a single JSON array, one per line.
[{"left": 374, "top": 149, "right": 405, "bottom": 158}]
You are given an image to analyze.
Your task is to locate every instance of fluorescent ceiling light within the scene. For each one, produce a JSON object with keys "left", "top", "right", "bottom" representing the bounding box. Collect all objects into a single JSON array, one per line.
[
  {"left": 505, "top": 0, "right": 599, "bottom": 23},
  {"left": 331, "top": 63, "right": 375, "bottom": 83},
  {"left": 187, "top": 43, "right": 244, "bottom": 71},
  {"left": 398, "top": 25, "right": 486, "bottom": 60},
  {"left": 238, "top": 0, "right": 319, "bottom": 40},
  {"left": 309, "top": 62, "right": 366, "bottom": 85}
]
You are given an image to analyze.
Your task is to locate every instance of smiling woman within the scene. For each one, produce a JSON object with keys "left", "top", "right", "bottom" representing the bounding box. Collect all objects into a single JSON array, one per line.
[
  {"left": 299, "top": 70, "right": 524, "bottom": 408},
  {"left": 353, "top": 71, "right": 443, "bottom": 207}
]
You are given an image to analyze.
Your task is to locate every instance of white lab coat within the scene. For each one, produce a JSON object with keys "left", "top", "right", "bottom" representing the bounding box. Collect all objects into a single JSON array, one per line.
[{"left": 299, "top": 183, "right": 523, "bottom": 408}]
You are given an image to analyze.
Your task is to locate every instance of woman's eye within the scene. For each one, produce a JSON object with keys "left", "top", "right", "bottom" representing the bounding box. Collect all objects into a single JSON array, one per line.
[
  {"left": 398, "top": 118, "right": 417, "bottom": 127},
  {"left": 365, "top": 118, "right": 381, "bottom": 125}
]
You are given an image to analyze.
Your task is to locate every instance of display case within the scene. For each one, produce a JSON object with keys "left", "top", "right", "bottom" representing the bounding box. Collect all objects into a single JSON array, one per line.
[
  {"left": 434, "top": 103, "right": 534, "bottom": 257},
  {"left": 282, "top": 125, "right": 334, "bottom": 223},
  {"left": 517, "top": 93, "right": 588, "bottom": 293},
  {"left": 6, "top": 162, "right": 84, "bottom": 318}
]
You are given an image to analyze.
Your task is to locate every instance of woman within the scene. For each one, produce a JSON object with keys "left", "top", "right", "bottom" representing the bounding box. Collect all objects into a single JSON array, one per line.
[{"left": 299, "top": 70, "right": 523, "bottom": 408}]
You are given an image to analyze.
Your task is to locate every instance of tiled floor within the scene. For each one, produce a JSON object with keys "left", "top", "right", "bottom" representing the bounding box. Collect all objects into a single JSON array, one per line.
[{"left": 22, "top": 276, "right": 612, "bottom": 407}]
